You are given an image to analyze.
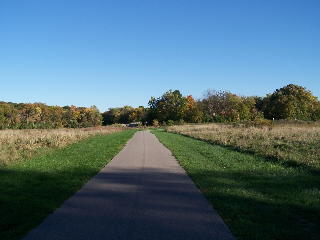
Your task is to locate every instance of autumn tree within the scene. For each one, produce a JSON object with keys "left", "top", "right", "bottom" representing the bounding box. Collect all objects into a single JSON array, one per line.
[
  {"left": 201, "top": 90, "right": 262, "bottom": 122},
  {"left": 184, "top": 95, "right": 203, "bottom": 123},
  {"left": 0, "top": 103, "right": 18, "bottom": 129}
]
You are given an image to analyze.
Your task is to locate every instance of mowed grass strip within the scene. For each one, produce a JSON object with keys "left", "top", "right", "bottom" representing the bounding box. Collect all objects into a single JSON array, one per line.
[
  {"left": 0, "top": 129, "right": 136, "bottom": 240},
  {"left": 152, "top": 130, "right": 320, "bottom": 240}
]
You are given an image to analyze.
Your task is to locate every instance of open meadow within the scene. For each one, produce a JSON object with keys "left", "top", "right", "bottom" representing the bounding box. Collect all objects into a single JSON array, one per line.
[{"left": 0, "top": 126, "right": 124, "bottom": 167}]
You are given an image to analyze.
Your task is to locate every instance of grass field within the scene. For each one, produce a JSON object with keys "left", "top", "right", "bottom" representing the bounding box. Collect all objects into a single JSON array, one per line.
[
  {"left": 0, "top": 129, "right": 136, "bottom": 240},
  {"left": 0, "top": 126, "right": 124, "bottom": 166},
  {"left": 167, "top": 123, "right": 320, "bottom": 171},
  {"left": 153, "top": 130, "right": 320, "bottom": 240}
]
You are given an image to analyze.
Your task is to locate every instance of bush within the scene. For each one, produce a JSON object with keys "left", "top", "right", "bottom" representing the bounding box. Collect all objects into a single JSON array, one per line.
[
  {"left": 167, "top": 120, "right": 175, "bottom": 126},
  {"left": 177, "top": 119, "right": 185, "bottom": 125},
  {"left": 152, "top": 119, "right": 159, "bottom": 127},
  {"left": 244, "top": 118, "right": 273, "bottom": 128}
]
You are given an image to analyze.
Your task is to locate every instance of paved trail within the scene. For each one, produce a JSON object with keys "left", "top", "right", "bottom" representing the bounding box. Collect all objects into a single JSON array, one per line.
[{"left": 23, "top": 131, "right": 235, "bottom": 240}]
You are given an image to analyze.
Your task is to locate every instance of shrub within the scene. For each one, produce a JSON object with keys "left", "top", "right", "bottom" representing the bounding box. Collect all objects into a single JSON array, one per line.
[
  {"left": 152, "top": 119, "right": 159, "bottom": 127},
  {"left": 243, "top": 118, "right": 273, "bottom": 128},
  {"left": 167, "top": 120, "right": 175, "bottom": 126},
  {"left": 177, "top": 119, "right": 185, "bottom": 125}
]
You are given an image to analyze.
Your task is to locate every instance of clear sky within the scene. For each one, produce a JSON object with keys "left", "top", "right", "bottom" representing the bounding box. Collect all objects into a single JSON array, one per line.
[{"left": 0, "top": 0, "right": 319, "bottom": 111}]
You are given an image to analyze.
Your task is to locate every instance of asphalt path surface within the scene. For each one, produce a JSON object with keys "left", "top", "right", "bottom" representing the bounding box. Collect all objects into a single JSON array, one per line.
[{"left": 23, "top": 130, "right": 235, "bottom": 240}]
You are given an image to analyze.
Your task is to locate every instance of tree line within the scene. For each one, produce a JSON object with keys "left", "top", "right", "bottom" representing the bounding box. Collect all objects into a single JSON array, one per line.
[
  {"left": 1, "top": 84, "right": 319, "bottom": 129},
  {"left": 0, "top": 102, "right": 102, "bottom": 129},
  {"left": 102, "top": 84, "right": 320, "bottom": 125}
]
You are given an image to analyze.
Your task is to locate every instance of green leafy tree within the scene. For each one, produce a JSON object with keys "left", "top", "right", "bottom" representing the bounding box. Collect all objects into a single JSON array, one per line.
[
  {"left": 262, "top": 84, "right": 320, "bottom": 120},
  {"left": 148, "top": 90, "right": 188, "bottom": 122},
  {"left": 102, "top": 108, "right": 121, "bottom": 125},
  {"left": 312, "top": 103, "right": 320, "bottom": 120}
]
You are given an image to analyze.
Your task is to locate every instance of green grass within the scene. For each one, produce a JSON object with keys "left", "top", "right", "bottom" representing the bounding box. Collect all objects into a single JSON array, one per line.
[
  {"left": 0, "top": 129, "right": 136, "bottom": 240},
  {"left": 152, "top": 130, "right": 320, "bottom": 240}
]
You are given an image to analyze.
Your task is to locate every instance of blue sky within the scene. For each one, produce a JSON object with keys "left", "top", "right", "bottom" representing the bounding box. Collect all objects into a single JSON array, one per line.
[{"left": 0, "top": 0, "right": 319, "bottom": 111}]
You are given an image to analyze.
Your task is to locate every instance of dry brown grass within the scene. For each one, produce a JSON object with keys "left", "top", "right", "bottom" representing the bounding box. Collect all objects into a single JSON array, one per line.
[
  {"left": 167, "top": 123, "right": 320, "bottom": 171},
  {"left": 0, "top": 126, "right": 124, "bottom": 166}
]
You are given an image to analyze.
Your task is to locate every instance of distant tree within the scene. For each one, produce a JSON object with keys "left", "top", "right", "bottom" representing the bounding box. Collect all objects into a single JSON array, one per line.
[
  {"left": 118, "top": 106, "right": 134, "bottom": 123},
  {"left": 148, "top": 90, "right": 188, "bottom": 122},
  {"left": 102, "top": 108, "right": 121, "bottom": 125},
  {"left": 0, "top": 101, "right": 102, "bottom": 129},
  {"left": 239, "top": 96, "right": 263, "bottom": 121},
  {"left": 201, "top": 90, "right": 262, "bottom": 122},
  {"left": 184, "top": 96, "right": 203, "bottom": 123},
  {"left": 78, "top": 106, "right": 102, "bottom": 127},
  {"left": 262, "top": 84, "right": 320, "bottom": 120},
  {"left": 62, "top": 106, "right": 80, "bottom": 128},
  {"left": 0, "top": 103, "right": 18, "bottom": 129},
  {"left": 89, "top": 106, "right": 103, "bottom": 126},
  {"left": 201, "top": 90, "right": 230, "bottom": 121},
  {"left": 312, "top": 102, "right": 320, "bottom": 120},
  {"left": 48, "top": 106, "right": 64, "bottom": 128},
  {"left": 102, "top": 106, "right": 147, "bottom": 125}
]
